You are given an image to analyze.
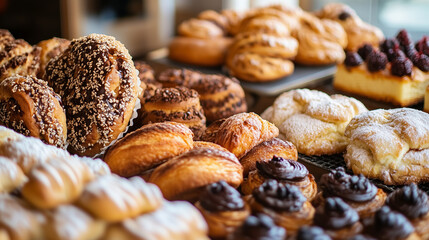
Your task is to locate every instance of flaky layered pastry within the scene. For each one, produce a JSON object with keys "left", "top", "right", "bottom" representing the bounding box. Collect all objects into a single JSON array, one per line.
[{"left": 0, "top": 156, "right": 27, "bottom": 193}]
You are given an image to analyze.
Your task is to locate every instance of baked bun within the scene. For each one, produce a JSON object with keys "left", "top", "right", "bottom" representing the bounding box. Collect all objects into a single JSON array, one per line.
[
  {"left": 45, "top": 33, "right": 141, "bottom": 156},
  {"left": 77, "top": 175, "right": 163, "bottom": 222},
  {"left": 36, "top": 37, "right": 70, "bottom": 79},
  {"left": 136, "top": 87, "right": 206, "bottom": 138},
  {"left": 134, "top": 60, "right": 159, "bottom": 101},
  {"left": 0, "top": 75, "right": 67, "bottom": 148},
  {"left": 0, "top": 125, "right": 25, "bottom": 144},
  {"left": 202, "top": 112, "right": 279, "bottom": 158},
  {"left": 168, "top": 36, "right": 233, "bottom": 67},
  {"left": 294, "top": 14, "right": 347, "bottom": 65},
  {"left": 344, "top": 108, "right": 429, "bottom": 185},
  {"left": 315, "top": 3, "right": 384, "bottom": 51},
  {"left": 0, "top": 156, "right": 27, "bottom": 193},
  {"left": 262, "top": 89, "right": 367, "bottom": 155},
  {"left": 198, "top": 10, "right": 229, "bottom": 33},
  {"left": 104, "top": 122, "right": 194, "bottom": 177},
  {"left": 0, "top": 29, "right": 41, "bottom": 82},
  {"left": 157, "top": 68, "right": 201, "bottom": 88},
  {"left": 178, "top": 19, "right": 225, "bottom": 39},
  {"left": 149, "top": 145, "right": 243, "bottom": 201}
]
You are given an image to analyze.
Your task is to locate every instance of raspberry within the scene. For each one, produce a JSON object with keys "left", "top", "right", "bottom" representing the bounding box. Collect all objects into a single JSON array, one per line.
[
  {"left": 415, "top": 36, "right": 429, "bottom": 56},
  {"left": 386, "top": 47, "right": 406, "bottom": 62},
  {"left": 344, "top": 51, "right": 363, "bottom": 67},
  {"left": 396, "top": 29, "right": 413, "bottom": 47},
  {"left": 391, "top": 58, "right": 413, "bottom": 77},
  {"left": 367, "top": 51, "right": 388, "bottom": 72},
  {"left": 379, "top": 38, "right": 399, "bottom": 53},
  {"left": 413, "top": 52, "right": 429, "bottom": 72},
  {"left": 357, "top": 44, "right": 373, "bottom": 60}
]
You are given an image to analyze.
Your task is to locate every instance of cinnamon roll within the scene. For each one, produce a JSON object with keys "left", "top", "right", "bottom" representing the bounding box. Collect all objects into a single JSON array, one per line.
[
  {"left": 241, "top": 156, "right": 317, "bottom": 201},
  {"left": 228, "top": 213, "right": 286, "bottom": 240},
  {"left": 314, "top": 197, "right": 363, "bottom": 240},
  {"left": 0, "top": 156, "right": 27, "bottom": 193},
  {"left": 0, "top": 75, "right": 67, "bottom": 148},
  {"left": 36, "top": 37, "right": 70, "bottom": 79},
  {"left": 195, "top": 181, "right": 250, "bottom": 238},
  {"left": 248, "top": 179, "right": 315, "bottom": 236},
  {"left": 314, "top": 167, "right": 386, "bottom": 219},
  {"left": 386, "top": 184, "right": 429, "bottom": 239}
]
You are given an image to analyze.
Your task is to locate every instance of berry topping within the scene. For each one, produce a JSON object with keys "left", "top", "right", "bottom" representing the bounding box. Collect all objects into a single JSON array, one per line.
[
  {"left": 380, "top": 38, "right": 399, "bottom": 53},
  {"left": 396, "top": 29, "right": 413, "bottom": 47},
  {"left": 367, "top": 51, "right": 388, "bottom": 72},
  {"left": 415, "top": 36, "right": 429, "bottom": 56},
  {"left": 344, "top": 51, "right": 363, "bottom": 67},
  {"left": 357, "top": 44, "right": 374, "bottom": 60},
  {"left": 412, "top": 52, "right": 429, "bottom": 72},
  {"left": 391, "top": 58, "right": 413, "bottom": 77},
  {"left": 386, "top": 47, "right": 406, "bottom": 62}
]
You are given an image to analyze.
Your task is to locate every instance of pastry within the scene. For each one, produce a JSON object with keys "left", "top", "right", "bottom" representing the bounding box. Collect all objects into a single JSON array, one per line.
[
  {"left": 0, "top": 125, "right": 24, "bottom": 144},
  {"left": 0, "top": 156, "right": 27, "bottom": 193},
  {"left": 228, "top": 213, "right": 286, "bottom": 240},
  {"left": 0, "top": 75, "right": 67, "bottom": 148},
  {"left": 134, "top": 60, "right": 159, "bottom": 101},
  {"left": 77, "top": 175, "right": 163, "bottom": 222},
  {"left": 136, "top": 87, "right": 206, "bottom": 138},
  {"left": 315, "top": 167, "right": 386, "bottom": 219},
  {"left": 149, "top": 145, "right": 243, "bottom": 201},
  {"left": 42, "top": 205, "right": 106, "bottom": 240},
  {"left": 178, "top": 18, "right": 225, "bottom": 39},
  {"left": 36, "top": 37, "right": 70, "bottom": 79},
  {"left": 365, "top": 206, "right": 420, "bottom": 240},
  {"left": 344, "top": 108, "right": 429, "bottom": 185},
  {"left": 313, "top": 197, "right": 363, "bottom": 240},
  {"left": 315, "top": 3, "right": 384, "bottom": 51},
  {"left": 386, "top": 184, "right": 429, "bottom": 239},
  {"left": 294, "top": 14, "right": 347, "bottom": 65},
  {"left": 157, "top": 68, "right": 201, "bottom": 88},
  {"left": 261, "top": 89, "right": 367, "bottom": 155},
  {"left": 424, "top": 85, "right": 429, "bottom": 112},
  {"left": 104, "top": 122, "right": 194, "bottom": 177},
  {"left": 0, "top": 29, "right": 41, "bottom": 82},
  {"left": 45, "top": 33, "right": 141, "bottom": 156},
  {"left": 296, "top": 226, "right": 332, "bottom": 240},
  {"left": 103, "top": 201, "right": 208, "bottom": 240},
  {"left": 198, "top": 10, "right": 229, "bottom": 33},
  {"left": 247, "top": 179, "right": 315, "bottom": 236},
  {"left": 21, "top": 156, "right": 93, "bottom": 209},
  {"left": 220, "top": 9, "right": 244, "bottom": 36},
  {"left": 240, "top": 138, "right": 297, "bottom": 176},
  {"left": 77, "top": 156, "right": 111, "bottom": 177},
  {"left": 241, "top": 156, "right": 317, "bottom": 201},
  {"left": 201, "top": 112, "right": 279, "bottom": 158},
  {"left": 195, "top": 181, "right": 250, "bottom": 238}
]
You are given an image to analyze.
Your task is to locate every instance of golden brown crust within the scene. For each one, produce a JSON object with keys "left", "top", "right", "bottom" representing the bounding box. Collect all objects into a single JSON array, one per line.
[
  {"left": 240, "top": 8, "right": 299, "bottom": 36},
  {"left": 134, "top": 60, "right": 159, "bottom": 101},
  {"left": 413, "top": 212, "right": 429, "bottom": 240},
  {"left": 178, "top": 18, "right": 225, "bottom": 39},
  {"left": 220, "top": 9, "right": 244, "bottom": 36},
  {"left": 45, "top": 33, "right": 141, "bottom": 156},
  {"left": 240, "top": 138, "right": 298, "bottom": 176},
  {"left": 198, "top": 10, "right": 229, "bottom": 32},
  {"left": 149, "top": 146, "right": 243, "bottom": 201},
  {"left": 104, "top": 122, "right": 194, "bottom": 177},
  {"left": 424, "top": 86, "right": 429, "bottom": 113},
  {"left": 0, "top": 156, "right": 27, "bottom": 193},
  {"left": 0, "top": 75, "right": 67, "bottom": 148},
  {"left": 37, "top": 37, "right": 70, "bottom": 79}
]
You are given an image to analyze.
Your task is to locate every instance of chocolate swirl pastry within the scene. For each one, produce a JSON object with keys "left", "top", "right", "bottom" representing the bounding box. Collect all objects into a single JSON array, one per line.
[
  {"left": 157, "top": 68, "right": 201, "bottom": 88},
  {"left": 253, "top": 179, "right": 306, "bottom": 212},
  {"left": 320, "top": 167, "right": 377, "bottom": 202},
  {"left": 370, "top": 206, "right": 415, "bottom": 240},
  {"left": 229, "top": 214, "right": 286, "bottom": 240},
  {"left": 386, "top": 183, "right": 429, "bottom": 220},
  {"left": 199, "top": 180, "right": 244, "bottom": 212},
  {"left": 256, "top": 156, "right": 308, "bottom": 181},
  {"left": 314, "top": 197, "right": 359, "bottom": 230},
  {"left": 296, "top": 226, "right": 331, "bottom": 240}
]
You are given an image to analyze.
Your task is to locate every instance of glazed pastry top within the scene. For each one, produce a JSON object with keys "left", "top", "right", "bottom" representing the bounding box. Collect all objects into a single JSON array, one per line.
[
  {"left": 386, "top": 183, "right": 429, "bottom": 219},
  {"left": 314, "top": 197, "right": 359, "bottom": 230},
  {"left": 256, "top": 156, "right": 308, "bottom": 181},
  {"left": 199, "top": 180, "right": 244, "bottom": 212}
]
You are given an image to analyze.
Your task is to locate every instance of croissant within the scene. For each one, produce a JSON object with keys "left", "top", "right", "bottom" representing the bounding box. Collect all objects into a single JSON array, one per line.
[{"left": 0, "top": 156, "right": 27, "bottom": 193}]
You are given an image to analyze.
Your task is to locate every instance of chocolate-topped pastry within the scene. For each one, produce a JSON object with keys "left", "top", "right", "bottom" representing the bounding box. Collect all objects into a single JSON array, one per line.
[
  {"left": 314, "top": 167, "right": 386, "bottom": 219},
  {"left": 195, "top": 180, "right": 250, "bottom": 238},
  {"left": 386, "top": 183, "right": 429, "bottom": 239},
  {"left": 296, "top": 226, "right": 331, "bottom": 240},
  {"left": 45, "top": 34, "right": 141, "bottom": 156},
  {"left": 134, "top": 60, "right": 160, "bottom": 101},
  {"left": 368, "top": 206, "right": 419, "bottom": 240},
  {"left": 228, "top": 213, "right": 286, "bottom": 240},
  {"left": 314, "top": 197, "right": 363, "bottom": 240},
  {"left": 135, "top": 87, "right": 206, "bottom": 139},
  {"left": 248, "top": 179, "right": 314, "bottom": 236},
  {"left": 241, "top": 156, "right": 317, "bottom": 201},
  {"left": 157, "top": 68, "right": 201, "bottom": 88},
  {"left": 37, "top": 37, "right": 70, "bottom": 79}
]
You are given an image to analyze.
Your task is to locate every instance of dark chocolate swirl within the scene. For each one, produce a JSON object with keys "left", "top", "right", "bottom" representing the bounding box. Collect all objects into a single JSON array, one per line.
[
  {"left": 199, "top": 180, "right": 244, "bottom": 212},
  {"left": 371, "top": 206, "right": 414, "bottom": 240},
  {"left": 314, "top": 197, "right": 359, "bottom": 230},
  {"left": 320, "top": 167, "right": 377, "bottom": 202},
  {"left": 253, "top": 179, "right": 306, "bottom": 212},
  {"left": 256, "top": 156, "right": 308, "bottom": 181},
  {"left": 386, "top": 183, "right": 429, "bottom": 219},
  {"left": 296, "top": 226, "right": 331, "bottom": 240},
  {"left": 232, "top": 214, "right": 286, "bottom": 240}
]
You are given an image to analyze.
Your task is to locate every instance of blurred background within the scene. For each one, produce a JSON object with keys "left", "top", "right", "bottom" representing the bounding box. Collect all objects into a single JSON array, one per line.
[{"left": 0, "top": 0, "right": 428, "bottom": 58}]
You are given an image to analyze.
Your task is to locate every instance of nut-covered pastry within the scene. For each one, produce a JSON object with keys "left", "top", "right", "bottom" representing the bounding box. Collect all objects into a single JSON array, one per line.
[
  {"left": 77, "top": 175, "right": 163, "bottom": 222},
  {"left": 21, "top": 156, "right": 93, "bottom": 209},
  {"left": 134, "top": 60, "right": 159, "bottom": 101},
  {"left": 0, "top": 75, "right": 67, "bottom": 148},
  {"left": 228, "top": 213, "right": 286, "bottom": 240},
  {"left": 240, "top": 138, "right": 297, "bottom": 176},
  {"left": 202, "top": 112, "right": 279, "bottom": 158},
  {"left": 0, "top": 156, "right": 27, "bottom": 193},
  {"left": 241, "top": 156, "right": 317, "bottom": 201},
  {"left": 344, "top": 108, "right": 429, "bottom": 185},
  {"left": 149, "top": 145, "right": 243, "bottom": 201},
  {"left": 104, "top": 122, "right": 194, "bottom": 177},
  {"left": 386, "top": 184, "right": 429, "bottom": 239},
  {"left": 315, "top": 167, "right": 386, "bottom": 219},
  {"left": 36, "top": 37, "right": 70, "bottom": 79},
  {"left": 315, "top": 3, "right": 384, "bottom": 51},
  {"left": 314, "top": 197, "right": 363, "bottom": 240},
  {"left": 157, "top": 68, "right": 201, "bottom": 88},
  {"left": 0, "top": 29, "right": 41, "bottom": 82},
  {"left": 195, "top": 181, "right": 250, "bottom": 238},
  {"left": 248, "top": 179, "right": 315, "bottom": 236},
  {"left": 262, "top": 89, "right": 367, "bottom": 155},
  {"left": 136, "top": 87, "right": 206, "bottom": 138},
  {"left": 45, "top": 33, "right": 141, "bottom": 156},
  {"left": 103, "top": 201, "right": 208, "bottom": 240},
  {"left": 296, "top": 226, "right": 332, "bottom": 240}
]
